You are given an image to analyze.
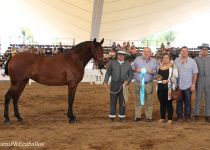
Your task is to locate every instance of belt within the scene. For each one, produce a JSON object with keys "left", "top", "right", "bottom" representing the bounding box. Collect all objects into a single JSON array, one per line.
[
  {"left": 135, "top": 80, "right": 152, "bottom": 84},
  {"left": 145, "top": 81, "right": 152, "bottom": 84}
]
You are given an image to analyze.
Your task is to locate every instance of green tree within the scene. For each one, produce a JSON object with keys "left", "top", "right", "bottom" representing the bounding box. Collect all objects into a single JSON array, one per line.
[
  {"left": 161, "top": 30, "right": 176, "bottom": 43},
  {"left": 19, "top": 27, "right": 33, "bottom": 44},
  {"left": 141, "top": 30, "right": 176, "bottom": 47},
  {"left": 141, "top": 35, "right": 156, "bottom": 46}
]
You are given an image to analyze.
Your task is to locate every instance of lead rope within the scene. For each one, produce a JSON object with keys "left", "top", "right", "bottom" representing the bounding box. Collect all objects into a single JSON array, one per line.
[
  {"left": 123, "top": 83, "right": 128, "bottom": 104},
  {"left": 106, "top": 83, "right": 128, "bottom": 107},
  {"left": 107, "top": 84, "right": 123, "bottom": 94}
]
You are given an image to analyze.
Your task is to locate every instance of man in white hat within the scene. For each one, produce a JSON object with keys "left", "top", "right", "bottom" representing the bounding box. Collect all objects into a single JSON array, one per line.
[
  {"left": 194, "top": 43, "right": 210, "bottom": 122},
  {"left": 104, "top": 50, "right": 133, "bottom": 122}
]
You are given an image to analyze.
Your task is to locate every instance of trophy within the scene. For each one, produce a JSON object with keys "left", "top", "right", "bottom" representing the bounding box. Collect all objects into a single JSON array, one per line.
[{"left": 155, "top": 74, "right": 163, "bottom": 83}]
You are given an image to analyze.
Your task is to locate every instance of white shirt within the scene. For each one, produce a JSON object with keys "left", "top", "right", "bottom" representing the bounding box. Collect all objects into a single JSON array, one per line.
[
  {"left": 165, "top": 45, "right": 172, "bottom": 49},
  {"left": 118, "top": 60, "right": 124, "bottom": 65}
]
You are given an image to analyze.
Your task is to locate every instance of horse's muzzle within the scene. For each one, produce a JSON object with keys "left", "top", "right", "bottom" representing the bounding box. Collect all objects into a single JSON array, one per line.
[
  {"left": 97, "top": 60, "right": 104, "bottom": 69},
  {"left": 98, "top": 64, "right": 104, "bottom": 69}
]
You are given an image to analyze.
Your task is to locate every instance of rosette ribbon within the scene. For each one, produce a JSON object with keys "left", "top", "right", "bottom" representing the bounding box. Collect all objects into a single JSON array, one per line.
[{"left": 139, "top": 68, "right": 147, "bottom": 105}]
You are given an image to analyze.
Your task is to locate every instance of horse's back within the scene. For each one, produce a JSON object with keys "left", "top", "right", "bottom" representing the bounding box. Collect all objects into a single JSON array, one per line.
[
  {"left": 8, "top": 53, "right": 84, "bottom": 85},
  {"left": 8, "top": 53, "right": 37, "bottom": 80}
]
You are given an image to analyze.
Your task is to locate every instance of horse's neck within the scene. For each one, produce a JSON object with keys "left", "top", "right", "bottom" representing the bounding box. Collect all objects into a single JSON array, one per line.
[{"left": 71, "top": 45, "right": 93, "bottom": 68}]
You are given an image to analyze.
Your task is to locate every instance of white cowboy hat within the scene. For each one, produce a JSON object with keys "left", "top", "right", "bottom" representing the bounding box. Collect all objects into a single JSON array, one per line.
[
  {"left": 198, "top": 43, "right": 210, "bottom": 50},
  {"left": 117, "top": 50, "right": 129, "bottom": 55}
]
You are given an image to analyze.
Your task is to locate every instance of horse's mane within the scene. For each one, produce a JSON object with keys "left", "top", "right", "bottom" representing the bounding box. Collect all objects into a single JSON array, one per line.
[
  {"left": 68, "top": 40, "right": 101, "bottom": 53},
  {"left": 68, "top": 41, "right": 92, "bottom": 53}
]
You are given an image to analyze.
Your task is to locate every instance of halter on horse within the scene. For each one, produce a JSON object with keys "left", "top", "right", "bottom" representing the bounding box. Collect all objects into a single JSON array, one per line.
[{"left": 4, "top": 38, "right": 104, "bottom": 124}]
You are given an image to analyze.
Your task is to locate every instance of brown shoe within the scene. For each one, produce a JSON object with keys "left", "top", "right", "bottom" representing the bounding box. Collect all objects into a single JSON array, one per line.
[
  {"left": 133, "top": 118, "right": 141, "bottom": 122},
  {"left": 194, "top": 115, "right": 199, "bottom": 121},
  {"left": 146, "top": 118, "right": 153, "bottom": 122},
  {"left": 109, "top": 118, "right": 114, "bottom": 123},
  {"left": 176, "top": 117, "right": 184, "bottom": 122},
  {"left": 120, "top": 118, "right": 125, "bottom": 123},
  {"left": 185, "top": 115, "right": 191, "bottom": 122},
  {"left": 158, "top": 119, "right": 165, "bottom": 123}
]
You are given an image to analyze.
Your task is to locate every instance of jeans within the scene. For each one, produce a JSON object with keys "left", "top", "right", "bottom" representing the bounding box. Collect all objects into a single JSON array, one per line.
[{"left": 176, "top": 88, "right": 192, "bottom": 118}]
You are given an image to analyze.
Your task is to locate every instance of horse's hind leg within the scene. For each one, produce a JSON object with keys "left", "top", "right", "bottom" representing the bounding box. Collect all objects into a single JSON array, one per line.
[
  {"left": 4, "top": 90, "right": 12, "bottom": 123},
  {"left": 4, "top": 79, "right": 28, "bottom": 123},
  {"left": 12, "top": 80, "right": 29, "bottom": 122}
]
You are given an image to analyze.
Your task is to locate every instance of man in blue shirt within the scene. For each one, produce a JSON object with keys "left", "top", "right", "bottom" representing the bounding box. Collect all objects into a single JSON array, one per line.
[
  {"left": 174, "top": 46, "right": 198, "bottom": 121},
  {"left": 132, "top": 47, "right": 157, "bottom": 122}
]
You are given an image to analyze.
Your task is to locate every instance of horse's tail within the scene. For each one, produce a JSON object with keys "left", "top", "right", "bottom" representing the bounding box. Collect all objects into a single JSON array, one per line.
[{"left": 5, "top": 56, "right": 12, "bottom": 75}]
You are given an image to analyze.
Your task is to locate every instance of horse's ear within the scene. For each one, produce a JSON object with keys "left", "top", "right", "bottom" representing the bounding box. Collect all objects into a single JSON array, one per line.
[
  {"left": 99, "top": 38, "right": 104, "bottom": 45},
  {"left": 93, "top": 38, "right": 97, "bottom": 43}
]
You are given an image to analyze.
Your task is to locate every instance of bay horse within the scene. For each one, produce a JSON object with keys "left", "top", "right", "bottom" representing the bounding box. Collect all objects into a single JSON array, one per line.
[{"left": 4, "top": 38, "right": 104, "bottom": 124}]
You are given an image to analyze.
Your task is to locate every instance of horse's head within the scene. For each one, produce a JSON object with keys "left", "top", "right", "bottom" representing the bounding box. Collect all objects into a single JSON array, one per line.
[{"left": 92, "top": 38, "right": 104, "bottom": 69}]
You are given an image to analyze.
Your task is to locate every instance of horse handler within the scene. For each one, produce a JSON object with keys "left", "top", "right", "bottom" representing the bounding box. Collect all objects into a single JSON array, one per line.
[{"left": 104, "top": 50, "right": 133, "bottom": 122}]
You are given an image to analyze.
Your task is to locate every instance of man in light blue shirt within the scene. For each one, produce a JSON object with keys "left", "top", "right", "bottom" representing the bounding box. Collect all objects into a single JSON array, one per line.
[
  {"left": 174, "top": 46, "right": 198, "bottom": 121},
  {"left": 132, "top": 47, "right": 157, "bottom": 122}
]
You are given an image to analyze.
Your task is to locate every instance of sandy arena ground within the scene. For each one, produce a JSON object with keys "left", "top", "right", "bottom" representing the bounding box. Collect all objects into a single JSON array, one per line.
[{"left": 0, "top": 82, "right": 210, "bottom": 150}]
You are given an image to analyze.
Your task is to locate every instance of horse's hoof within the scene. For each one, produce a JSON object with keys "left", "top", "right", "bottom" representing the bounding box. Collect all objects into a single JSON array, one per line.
[
  {"left": 68, "top": 116, "right": 76, "bottom": 124},
  {"left": 17, "top": 117, "right": 23, "bottom": 122},
  {"left": 69, "top": 119, "right": 76, "bottom": 124},
  {"left": 4, "top": 120, "right": 11, "bottom": 124}
]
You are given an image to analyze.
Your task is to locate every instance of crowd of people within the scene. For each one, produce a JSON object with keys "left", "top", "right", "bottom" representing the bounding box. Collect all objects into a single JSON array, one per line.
[
  {"left": 104, "top": 43, "right": 210, "bottom": 124},
  {"left": 7, "top": 44, "right": 72, "bottom": 55},
  {"left": 103, "top": 42, "right": 200, "bottom": 68},
  {"left": 0, "top": 44, "right": 72, "bottom": 68}
]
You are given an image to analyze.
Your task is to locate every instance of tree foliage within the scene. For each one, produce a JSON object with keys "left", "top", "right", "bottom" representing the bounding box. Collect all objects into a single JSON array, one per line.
[
  {"left": 162, "top": 30, "right": 176, "bottom": 43},
  {"left": 19, "top": 27, "right": 33, "bottom": 44},
  {"left": 141, "top": 30, "right": 176, "bottom": 46}
]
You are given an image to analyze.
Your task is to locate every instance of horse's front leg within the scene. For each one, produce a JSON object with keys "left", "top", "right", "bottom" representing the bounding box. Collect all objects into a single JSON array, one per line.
[{"left": 67, "top": 84, "right": 77, "bottom": 123}]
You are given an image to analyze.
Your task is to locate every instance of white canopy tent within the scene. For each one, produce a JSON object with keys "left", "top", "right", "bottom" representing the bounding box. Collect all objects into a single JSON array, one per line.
[{"left": 1, "top": 0, "right": 210, "bottom": 45}]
